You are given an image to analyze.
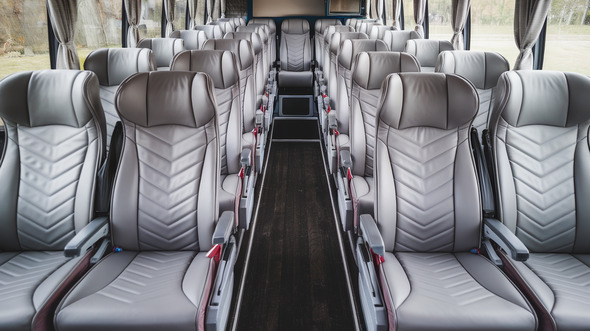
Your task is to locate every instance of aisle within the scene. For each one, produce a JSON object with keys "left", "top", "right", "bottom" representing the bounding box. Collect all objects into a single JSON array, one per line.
[{"left": 236, "top": 137, "right": 355, "bottom": 330}]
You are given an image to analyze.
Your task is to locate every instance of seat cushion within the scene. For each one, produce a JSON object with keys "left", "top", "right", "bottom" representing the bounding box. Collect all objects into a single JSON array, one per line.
[
  {"left": 508, "top": 253, "right": 590, "bottom": 330},
  {"left": 382, "top": 252, "right": 537, "bottom": 331},
  {"left": 0, "top": 252, "right": 85, "bottom": 331},
  {"left": 55, "top": 251, "right": 214, "bottom": 331}
]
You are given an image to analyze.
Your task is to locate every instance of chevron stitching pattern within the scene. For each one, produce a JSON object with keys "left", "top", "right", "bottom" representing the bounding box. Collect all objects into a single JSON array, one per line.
[
  {"left": 525, "top": 253, "right": 590, "bottom": 306},
  {"left": 215, "top": 87, "right": 235, "bottom": 176},
  {"left": 136, "top": 126, "right": 206, "bottom": 250},
  {"left": 388, "top": 127, "right": 458, "bottom": 252},
  {"left": 17, "top": 125, "right": 90, "bottom": 250},
  {"left": 0, "top": 252, "right": 67, "bottom": 304},
  {"left": 284, "top": 34, "right": 307, "bottom": 71},
  {"left": 396, "top": 253, "right": 496, "bottom": 306},
  {"left": 96, "top": 252, "right": 195, "bottom": 304},
  {"left": 472, "top": 88, "right": 492, "bottom": 133},
  {"left": 354, "top": 86, "right": 380, "bottom": 177},
  {"left": 505, "top": 124, "right": 577, "bottom": 252},
  {"left": 100, "top": 86, "right": 120, "bottom": 150}
]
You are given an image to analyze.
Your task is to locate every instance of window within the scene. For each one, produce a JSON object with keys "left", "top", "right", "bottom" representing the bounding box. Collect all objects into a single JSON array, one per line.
[
  {"left": 77, "top": 0, "right": 122, "bottom": 68},
  {"left": 543, "top": 0, "right": 590, "bottom": 74},
  {"left": 402, "top": 0, "right": 414, "bottom": 30},
  {"left": 0, "top": 0, "right": 50, "bottom": 80},
  {"left": 173, "top": 0, "right": 187, "bottom": 31},
  {"left": 470, "top": 0, "right": 518, "bottom": 69},
  {"left": 140, "top": 0, "right": 163, "bottom": 39},
  {"left": 428, "top": 0, "right": 454, "bottom": 40}
]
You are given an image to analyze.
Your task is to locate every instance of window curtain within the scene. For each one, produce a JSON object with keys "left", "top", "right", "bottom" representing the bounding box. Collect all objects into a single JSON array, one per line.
[
  {"left": 451, "top": 0, "right": 470, "bottom": 50},
  {"left": 213, "top": 0, "right": 220, "bottom": 20},
  {"left": 514, "top": 0, "right": 551, "bottom": 70},
  {"left": 221, "top": 0, "right": 226, "bottom": 18},
  {"left": 377, "top": 0, "right": 384, "bottom": 22},
  {"left": 413, "top": 0, "right": 426, "bottom": 38},
  {"left": 164, "top": 0, "right": 175, "bottom": 36},
  {"left": 47, "top": 0, "right": 79, "bottom": 69},
  {"left": 188, "top": 0, "right": 198, "bottom": 28},
  {"left": 392, "top": 0, "right": 401, "bottom": 29},
  {"left": 206, "top": 0, "right": 213, "bottom": 23},
  {"left": 124, "top": 0, "right": 141, "bottom": 47}
]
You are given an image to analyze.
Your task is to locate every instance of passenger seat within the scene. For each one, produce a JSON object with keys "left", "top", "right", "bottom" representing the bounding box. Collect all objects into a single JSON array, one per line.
[
  {"left": 314, "top": 19, "right": 342, "bottom": 70},
  {"left": 369, "top": 25, "right": 396, "bottom": 40},
  {"left": 169, "top": 30, "right": 208, "bottom": 50},
  {"left": 249, "top": 18, "right": 277, "bottom": 64},
  {"left": 404, "top": 39, "right": 453, "bottom": 72},
  {"left": 380, "top": 29, "right": 421, "bottom": 51},
  {"left": 194, "top": 24, "right": 224, "bottom": 39},
  {"left": 278, "top": 18, "right": 313, "bottom": 88},
  {"left": 137, "top": 37, "right": 184, "bottom": 70}
]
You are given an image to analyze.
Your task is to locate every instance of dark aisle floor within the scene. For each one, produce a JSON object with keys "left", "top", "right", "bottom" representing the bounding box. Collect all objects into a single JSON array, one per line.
[{"left": 236, "top": 142, "right": 355, "bottom": 331}]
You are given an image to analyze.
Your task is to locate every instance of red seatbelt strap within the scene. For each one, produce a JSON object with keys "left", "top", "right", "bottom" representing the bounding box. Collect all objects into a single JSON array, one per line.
[{"left": 207, "top": 244, "right": 222, "bottom": 264}]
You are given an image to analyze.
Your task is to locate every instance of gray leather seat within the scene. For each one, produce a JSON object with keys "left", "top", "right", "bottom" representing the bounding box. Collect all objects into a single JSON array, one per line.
[
  {"left": 240, "top": 24, "right": 271, "bottom": 76},
  {"left": 405, "top": 39, "right": 453, "bottom": 72},
  {"left": 84, "top": 48, "right": 156, "bottom": 148},
  {"left": 322, "top": 25, "right": 355, "bottom": 92},
  {"left": 327, "top": 32, "right": 368, "bottom": 110},
  {"left": 137, "top": 38, "right": 184, "bottom": 70},
  {"left": 207, "top": 20, "right": 233, "bottom": 34},
  {"left": 224, "top": 31, "right": 265, "bottom": 97},
  {"left": 489, "top": 70, "right": 590, "bottom": 331},
  {"left": 369, "top": 25, "right": 396, "bottom": 40},
  {"left": 55, "top": 71, "right": 237, "bottom": 331},
  {"left": 345, "top": 18, "right": 358, "bottom": 28},
  {"left": 217, "top": 18, "right": 237, "bottom": 31},
  {"left": 381, "top": 29, "right": 421, "bottom": 51},
  {"left": 0, "top": 70, "right": 106, "bottom": 331},
  {"left": 169, "top": 30, "right": 208, "bottom": 50},
  {"left": 314, "top": 19, "right": 342, "bottom": 69},
  {"left": 194, "top": 25, "right": 224, "bottom": 39},
  {"left": 278, "top": 18, "right": 313, "bottom": 88},
  {"left": 358, "top": 21, "right": 382, "bottom": 36},
  {"left": 436, "top": 50, "right": 509, "bottom": 133},
  {"left": 338, "top": 52, "right": 420, "bottom": 231},
  {"left": 248, "top": 18, "right": 277, "bottom": 64},
  {"left": 171, "top": 50, "right": 244, "bottom": 224},
  {"left": 229, "top": 17, "right": 246, "bottom": 28},
  {"left": 357, "top": 72, "right": 537, "bottom": 331}
]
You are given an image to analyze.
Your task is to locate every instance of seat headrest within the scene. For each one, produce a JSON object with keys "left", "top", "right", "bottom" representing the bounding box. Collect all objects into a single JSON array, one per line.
[
  {"left": 194, "top": 25, "right": 224, "bottom": 39},
  {"left": 116, "top": 71, "right": 216, "bottom": 128},
  {"left": 324, "top": 25, "right": 355, "bottom": 44},
  {"left": 338, "top": 39, "right": 388, "bottom": 70},
  {"left": 378, "top": 73, "right": 478, "bottom": 130},
  {"left": 353, "top": 52, "right": 420, "bottom": 90},
  {"left": 405, "top": 39, "right": 454, "bottom": 67},
  {"left": 358, "top": 21, "right": 381, "bottom": 35},
  {"left": 137, "top": 38, "right": 185, "bottom": 67},
  {"left": 84, "top": 48, "right": 156, "bottom": 86},
  {"left": 202, "top": 39, "right": 254, "bottom": 71},
  {"left": 281, "top": 19, "right": 310, "bottom": 34},
  {"left": 369, "top": 25, "right": 396, "bottom": 40},
  {"left": 0, "top": 70, "right": 102, "bottom": 128},
  {"left": 207, "top": 20, "right": 233, "bottom": 34},
  {"left": 315, "top": 19, "right": 342, "bottom": 34},
  {"left": 382, "top": 30, "right": 421, "bottom": 51},
  {"left": 436, "top": 51, "right": 509, "bottom": 90},
  {"left": 236, "top": 25, "right": 268, "bottom": 43},
  {"left": 170, "top": 50, "right": 239, "bottom": 89},
  {"left": 494, "top": 70, "right": 590, "bottom": 128},
  {"left": 330, "top": 32, "right": 368, "bottom": 54},
  {"left": 217, "top": 18, "right": 236, "bottom": 30},
  {"left": 230, "top": 17, "right": 247, "bottom": 27},
  {"left": 248, "top": 18, "right": 276, "bottom": 33},
  {"left": 224, "top": 31, "right": 263, "bottom": 55},
  {"left": 169, "top": 30, "right": 208, "bottom": 50}
]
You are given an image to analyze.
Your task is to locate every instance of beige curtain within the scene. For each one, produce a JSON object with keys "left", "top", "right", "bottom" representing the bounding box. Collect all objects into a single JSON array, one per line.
[
  {"left": 221, "top": 0, "right": 226, "bottom": 18},
  {"left": 206, "top": 0, "right": 213, "bottom": 23},
  {"left": 188, "top": 0, "right": 206, "bottom": 28},
  {"left": 164, "top": 0, "right": 175, "bottom": 36},
  {"left": 213, "top": 0, "right": 220, "bottom": 20},
  {"left": 392, "top": 0, "right": 401, "bottom": 29},
  {"left": 124, "top": 0, "right": 141, "bottom": 47},
  {"left": 514, "top": 0, "right": 551, "bottom": 70},
  {"left": 47, "top": 0, "right": 79, "bottom": 69},
  {"left": 413, "top": 0, "right": 426, "bottom": 37},
  {"left": 451, "top": 0, "right": 470, "bottom": 50},
  {"left": 385, "top": 0, "right": 393, "bottom": 25},
  {"left": 377, "top": 0, "right": 384, "bottom": 22}
]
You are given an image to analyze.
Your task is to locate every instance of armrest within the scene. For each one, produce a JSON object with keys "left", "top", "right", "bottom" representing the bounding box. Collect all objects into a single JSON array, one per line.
[
  {"left": 256, "top": 108, "right": 264, "bottom": 127},
  {"left": 241, "top": 148, "right": 252, "bottom": 169},
  {"left": 212, "top": 211, "right": 234, "bottom": 245},
  {"left": 483, "top": 218, "right": 529, "bottom": 261},
  {"left": 64, "top": 216, "right": 109, "bottom": 258},
  {"left": 360, "top": 214, "right": 385, "bottom": 257},
  {"left": 340, "top": 149, "right": 352, "bottom": 169},
  {"left": 328, "top": 110, "right": 337, "bottom": 130}
]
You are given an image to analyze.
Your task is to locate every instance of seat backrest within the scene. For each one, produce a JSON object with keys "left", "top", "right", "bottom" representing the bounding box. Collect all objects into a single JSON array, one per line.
[
  {"left": 280, "top": 18, "right": 312, "bottom": 71},
  {"left": 436, "top": 50, "right": 509, "bottom": 133},
  {"left": 171, "top": 50, "right": 242, "bottom": 177},
  {"left": 237, "top": 25, "right": 269, "bottom": 79},
  {"left": 354, "top": 19, "right": 379, "bottom": 32},
  {"left": 323, "top": 25, "right": 355, "bottom": 82},
  {"left": 328, "top": 31, "right": 368, "bottom": 109},
  {"left": 350, "top": 52, "right": 420, "bottom": 177},
  {"left": 137, "top": 38, "right": 184, "bottom": 70},
  {"left": 405, "top": 39, "right": 453, "bottom": 71},
  {"left": 229, "top": 17, "right": 246, "bottom": 28},
  {"left": 336, "top": 39, "right": 387, "bottom": 135},
  {"left": 490, "top": 70, "right": 590, "bottom": 254},
  {"left": 169, "top": 30, "right": 208, "bottom": 50},
  {"left": 111, "top": 71, "right": 219, "bottom": 252},
  {"left": 249, "top": 18, "right": 277, "bottom": 62},
  {"left": 314, "top": 19, "right": 342, "bottom": 67},
  {"left": 217, "top": 18, "right": 237, "bottom": 31},
  {"left": 358, "top": 21, "right": 381, "bottom": 36},
  {"left": 203, "top": 39, "right": 257, "bottom": 132},
  {"left": 375, "top": 73, "right": 480, "bottom": 253},
  {"left": 84, "top": 48, "right": 156, "bottom": 148},
  {"left": 207, "top": 20, "right": 233, "bottom": 34},
  {"left": 369, "top": 25, "right": 396, "bottom": 40},
  {"left": 0, "top": 70, "right": 105, "bottom": 251},
  {"left": 194, "top": 25, "right": 224, "bottom": 39},
  {"left": 224, "top": 31, "right": 264, "bottom": 97},
  {"left": 381, "top": 30, "right": 421, "bottom": 51},
  {"left": 345, "top": 18, "right": 358, "bottom": 28}
]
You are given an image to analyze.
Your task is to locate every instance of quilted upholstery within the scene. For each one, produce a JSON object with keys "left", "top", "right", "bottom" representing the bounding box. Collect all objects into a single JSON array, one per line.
[
  {"left": 405, "top": 39, "right": 453, "bottom": 72},
  {"left": 490, "top": 70, "right": 590, "bottom": 330},
  {"left": 0, "top": 70, "right": 105, "bottom": 330},
  {"left": 381, "top": 30, "right": 421, "bottom": 52},
  {"left": 84, "top": 48, "right": 156, "bottom": 148},
  {"left": 372, "top": 73, "right": 537, "bottom": 330},
  {"left": 169, "top": 30, "right": 208, "bottom": 50},
  {"left": 137, "top": 38, "right": 185, "bottom": 70}
]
